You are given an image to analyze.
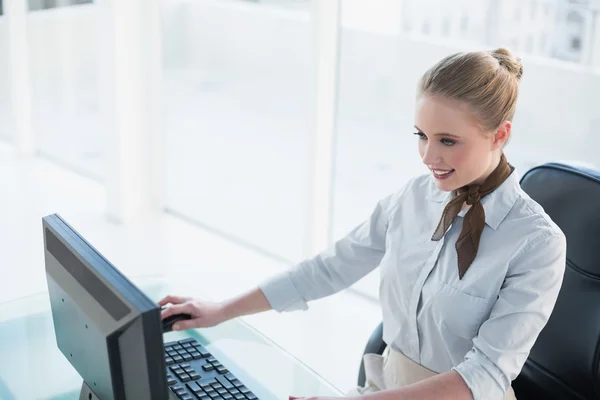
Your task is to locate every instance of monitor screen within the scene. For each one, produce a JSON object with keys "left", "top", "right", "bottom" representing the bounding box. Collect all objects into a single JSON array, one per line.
[{"left": 42, "top": 213, "right": 169, "bottom": 400}]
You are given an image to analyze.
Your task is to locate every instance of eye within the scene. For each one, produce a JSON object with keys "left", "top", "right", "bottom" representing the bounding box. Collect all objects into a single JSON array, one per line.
[
  {"left": 441, "top": 138, "right": 455, "bottom": 146},
  {"left": 414, "top": 132, "right": 426, "bottom": 140}
]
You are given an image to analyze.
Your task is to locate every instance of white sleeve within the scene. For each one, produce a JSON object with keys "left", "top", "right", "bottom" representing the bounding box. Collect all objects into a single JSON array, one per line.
[{"left": 258, "top": 189, "right": 404, "bottom": 312}]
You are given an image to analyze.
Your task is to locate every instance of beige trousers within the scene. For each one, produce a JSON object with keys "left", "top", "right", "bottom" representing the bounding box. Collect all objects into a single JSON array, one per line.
[{"left": 347, "top": 347, "right": 517, "bottom": 400}]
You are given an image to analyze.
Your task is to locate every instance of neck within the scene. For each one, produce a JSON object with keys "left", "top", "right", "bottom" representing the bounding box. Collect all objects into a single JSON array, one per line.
[{"left": 472, "top": 153, "right": 503, "bottom": 186}]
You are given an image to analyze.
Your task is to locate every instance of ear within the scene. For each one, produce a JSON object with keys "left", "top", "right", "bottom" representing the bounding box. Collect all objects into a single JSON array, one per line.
[{"left": 492, "top": 121, "right": 511, "bottom": 150}]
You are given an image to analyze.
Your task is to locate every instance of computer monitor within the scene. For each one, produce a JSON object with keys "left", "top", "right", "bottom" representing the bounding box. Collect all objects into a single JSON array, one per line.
[{"left": 42, "top": 213, "right": 169, "bottom": 400}]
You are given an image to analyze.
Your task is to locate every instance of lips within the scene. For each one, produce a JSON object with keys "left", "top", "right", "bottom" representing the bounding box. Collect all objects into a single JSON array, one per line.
[{"left": 431, "top": 168, "right": 455, "bottom": 180}]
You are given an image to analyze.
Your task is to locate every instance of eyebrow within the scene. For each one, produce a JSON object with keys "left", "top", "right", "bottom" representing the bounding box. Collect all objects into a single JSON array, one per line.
[{"left": 414, "top": 125, "right": 461, "bottom": 139}]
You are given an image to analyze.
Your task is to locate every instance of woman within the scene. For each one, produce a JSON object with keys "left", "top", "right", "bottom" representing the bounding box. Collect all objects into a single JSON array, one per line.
[{"left": 159, "top": 48, "right": 567, "bottom": 400}]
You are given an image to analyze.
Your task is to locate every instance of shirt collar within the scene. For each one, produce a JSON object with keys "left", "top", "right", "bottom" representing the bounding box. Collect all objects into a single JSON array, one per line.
[{"left": 426, "top": 168, "right": 521, "bottom": 230}]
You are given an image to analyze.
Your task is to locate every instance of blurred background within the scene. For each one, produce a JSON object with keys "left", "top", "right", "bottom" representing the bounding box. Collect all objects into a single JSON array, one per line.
[{"left": 1, "top": 0, "right": 599, "bottom": 392}]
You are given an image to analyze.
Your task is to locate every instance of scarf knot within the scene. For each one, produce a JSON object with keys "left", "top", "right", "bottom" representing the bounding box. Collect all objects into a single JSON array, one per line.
[
  {"left": 431, "top": 154, "right": 513, "bottom": 279},
  {"left": 466, "top": 186, "right": 481, "bottom": 205}
]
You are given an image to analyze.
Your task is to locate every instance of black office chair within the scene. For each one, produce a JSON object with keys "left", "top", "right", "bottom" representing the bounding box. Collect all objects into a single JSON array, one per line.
[{"left": 357, "top": 161, "right": 600, "bottom": 400}]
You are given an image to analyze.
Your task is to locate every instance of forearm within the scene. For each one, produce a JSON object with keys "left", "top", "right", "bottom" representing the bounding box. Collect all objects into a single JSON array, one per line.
[
  {"left": 221, "top": 286, "right": 273, "bottom": 320},
  {"left": 358, "top": 371, "right": 473, "bottom": 400}
]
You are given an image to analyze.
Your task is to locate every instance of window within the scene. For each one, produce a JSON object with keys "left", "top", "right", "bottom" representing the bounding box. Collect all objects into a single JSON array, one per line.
[
  {"left": 162, "top": 0, "right": 314, "bottom": 263},
  {"left": 28, "top": 0, "right": 93, "bottom": 12},
  {"left": 28, "top": 1, "right": 103, "bottom": 178}
]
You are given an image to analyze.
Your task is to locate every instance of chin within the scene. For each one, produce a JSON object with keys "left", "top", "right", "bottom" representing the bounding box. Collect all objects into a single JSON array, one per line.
[
  {"left": 432, "top": 173, "right": 463, "bottom": 192},
  {"left": 434, "top": 180, "right": 455, "bottom": 192}
]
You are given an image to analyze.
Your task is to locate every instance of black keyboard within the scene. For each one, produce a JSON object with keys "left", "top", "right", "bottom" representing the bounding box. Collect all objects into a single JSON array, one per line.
[{"left": 164, "top": 337, "right": 259, "bottom": 400}]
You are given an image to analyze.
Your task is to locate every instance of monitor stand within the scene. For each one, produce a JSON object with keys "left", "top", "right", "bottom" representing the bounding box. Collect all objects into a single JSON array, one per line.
[{"left": 79, "top": 381, "right": 100, "bottom": 400}]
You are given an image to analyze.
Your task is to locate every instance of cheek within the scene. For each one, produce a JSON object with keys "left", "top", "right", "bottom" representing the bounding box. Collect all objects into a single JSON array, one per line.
[
  {"left": 445, "top": 147, "right": 469, "bottom": 169},
  {"left": 451, "top": 144, "right": 487, "bottom": 173},
  {"left": 418, "top": 140, "right": 425, "bottom": 157}
]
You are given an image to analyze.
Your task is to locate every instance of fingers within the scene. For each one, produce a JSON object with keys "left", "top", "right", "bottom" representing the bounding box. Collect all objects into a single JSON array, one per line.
[
  {"left": 161, "top": 303, "right": 195, "bottom": 320},
  {"left": 158, "top": 295, "right": 189, "bottom": 307},
  {"left": 173, "top": 319, "right": 198, "bottom": 331}
]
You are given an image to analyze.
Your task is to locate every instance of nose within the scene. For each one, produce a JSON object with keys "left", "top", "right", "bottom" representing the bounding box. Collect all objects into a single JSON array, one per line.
[{"left": 421, "top": 142, "right": 441, "bottom": 166}]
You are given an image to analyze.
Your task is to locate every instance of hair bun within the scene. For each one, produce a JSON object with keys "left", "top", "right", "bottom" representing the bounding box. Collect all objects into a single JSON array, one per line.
[{"left": 491, "top": 48, "right": 523, "bottom": 81}]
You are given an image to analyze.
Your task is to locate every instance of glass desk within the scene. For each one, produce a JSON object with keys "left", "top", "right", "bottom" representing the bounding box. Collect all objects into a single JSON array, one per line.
[{"left": 0, "top": 276, "right": 343, "bottom": 400}]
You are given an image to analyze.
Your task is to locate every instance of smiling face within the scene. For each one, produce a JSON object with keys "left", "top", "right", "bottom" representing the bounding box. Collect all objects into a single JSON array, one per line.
[{"left": 415, "top": 95, "right": 510, "bottom": 192}]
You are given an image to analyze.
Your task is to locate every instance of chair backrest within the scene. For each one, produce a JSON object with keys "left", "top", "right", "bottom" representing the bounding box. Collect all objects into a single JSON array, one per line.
[{"left": 514, "top": 162, "right": 600, "bottom": 400}]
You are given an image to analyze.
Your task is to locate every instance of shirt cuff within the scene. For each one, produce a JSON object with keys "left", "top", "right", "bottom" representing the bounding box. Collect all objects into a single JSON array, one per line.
[
  {"left": 258, "top": 271, "right": 309, "bottom": 312},
  {"left": 452, "top": 358, "right": 506, "bottom": 400}
]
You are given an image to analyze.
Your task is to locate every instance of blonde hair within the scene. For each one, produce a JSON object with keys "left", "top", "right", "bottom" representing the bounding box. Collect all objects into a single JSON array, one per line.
[{"left": 419, "top": 48, "right": 523, "bottom": 132}]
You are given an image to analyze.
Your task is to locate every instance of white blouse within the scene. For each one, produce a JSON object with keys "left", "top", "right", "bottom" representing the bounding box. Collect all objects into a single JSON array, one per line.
[{"left": 259, "top": 170, "right": 567, "bottom": 400}]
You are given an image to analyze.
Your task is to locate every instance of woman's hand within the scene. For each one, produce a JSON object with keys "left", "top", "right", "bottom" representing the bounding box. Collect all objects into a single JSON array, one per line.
[{"left": 158, "top": 295, "right": 228, "bottom": 331}]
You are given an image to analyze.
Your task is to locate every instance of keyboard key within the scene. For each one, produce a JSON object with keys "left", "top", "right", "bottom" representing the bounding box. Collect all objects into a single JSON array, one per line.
[
  {"left": 179, "top": 338, "right": 197, "bottom": 345},
  {"left": 179, "top": 394, "right": 194, "bottom": 400},
  {"left": 222, "top": 394, "right": 233, "bottom": 400},
  {"left": 167, "top": 377, "right": 177, "bottom": 386},
  {"left": 208, "top": 391, "right": 220, "bottom": 398},
  {"left": 199, "top": 396, "right": 210, "bottom": 400},
  {"left": 180, "top": 374, "right": 192, "bottom": 382},
  {"left": 172, "top": 345, "right": 183, "bottom": 350},
  {"left": 229, "top": 379, "right": 241, "bottom": 387},
  {"left": 246, "top": 394, "right": 257, "bottom": 400},
  {"left": 183, "top": 366, "right": 194, "bottom": 373},
  {"left": 216, "top": 366, "right": 228, "bottom": 374},
  {"left": 239, "top": 388, "right": 250, "bottom": 395},
  {"left": 202, "top": 364, "right": 215, "bottom": 371},
  {"left": 233, "top": 394, "right": 245, "bottom": 400},
  {"left": 217, "top": 389, "right": 228, "bottom": 395},
  {"left": 183, "top": 354, "right": 193, "bottom": 361},
  {"left": 229, "top": 389, "right": 240, "bottom": 396},
  {"left": 173, "top": 355, "right": 184, "bottom": 363},
  {"left": 207, "top": 357, "right": 217, "bottom": 363},
  {"left": 189, "top": 372, "right": 201, "bottom": 380},
  {"left": 165, "top": 357, "right": 174, "bottom": 366},
  {"left": 200, "top": 350, "right": 212, "bottom": 358},
  {"left": 224, "top": 373, "right": 236, "bottom": 381},
  {"left": 190, "top": 351, "right": 202, "bottom": 360},
  {"left": 217, "top": 377, "right": 234, "bottom": 390},
  {"left": 186, "top": 382, "right": 201, "bottom": 392},
  {"left": 170, "top": 384, "right": 184, "bottom": 392},
  {"left": 180, "top": 363, "right": 191, "bottom": 369}
]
